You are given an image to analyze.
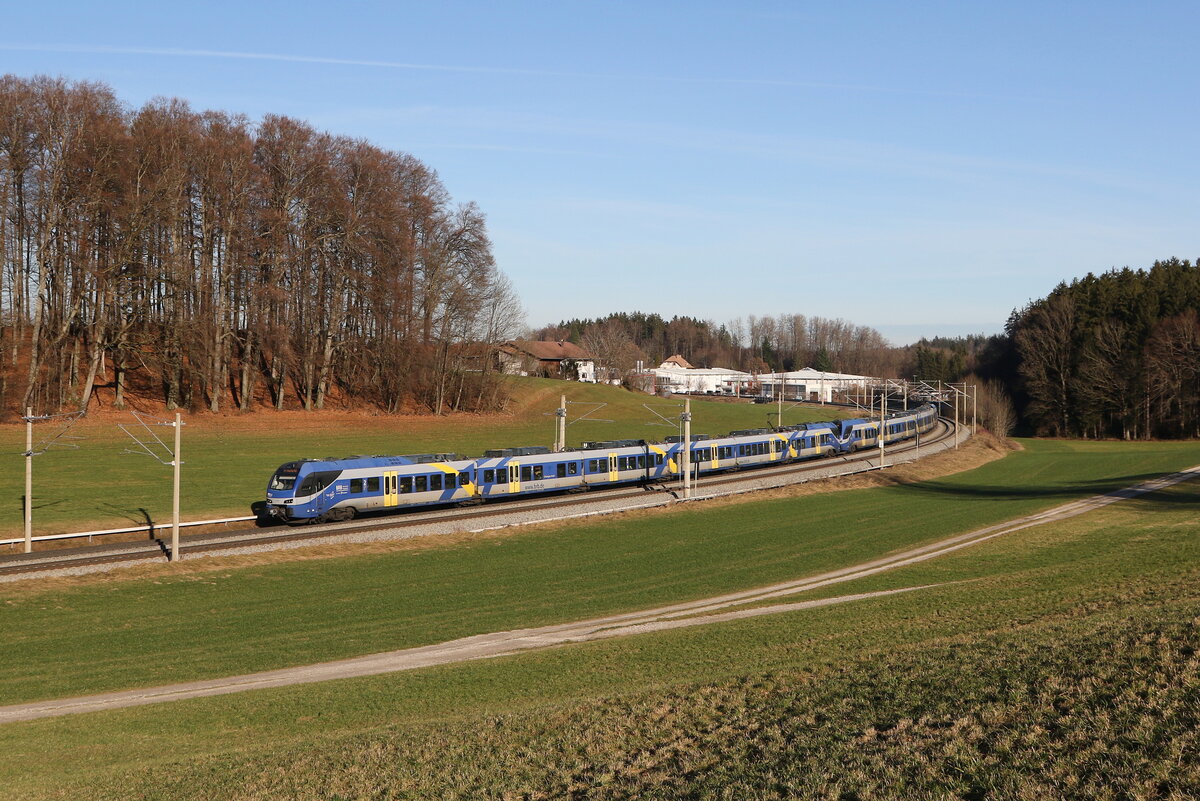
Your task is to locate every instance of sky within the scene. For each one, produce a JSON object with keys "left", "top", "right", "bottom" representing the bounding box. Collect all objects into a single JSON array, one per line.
[{"left": 3, "top": 1, "right": 1197, "bottom": 345}]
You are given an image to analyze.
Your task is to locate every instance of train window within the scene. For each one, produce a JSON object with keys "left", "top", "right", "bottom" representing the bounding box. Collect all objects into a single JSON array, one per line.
[
  {"left": 521, "top": 466, "right": 532, "bottom": 482},
  {"left": 350, "top": 478, "right": 363, "bottom": 493},
  {"left": 430, "top": 474, "right": 443, "bottom": 491},
  {"left": 400, "top": 477, "right": 413, "bottom": 494},
  {"left": 484, "top": 469, "right": 495, "bottom": 483},
  {"left": 557, "top": 463, "right": 567, "bottom": 478},
  {"left": 268, "top": 468, "right": 298, "bottom": 491},
  {"left": 533, "top": 465, "right": 544, "bottom": 480},
  {"left": 588, "top": 459, "right": 599, "bottom": 473},
  {"left": 635, "top": 455, "right": 642, "bottom": 468},
  {"left": 297, "top": 470, "right": 341, "bottom": 496},
  {"left": 656, "top": 454, "right": 663, "bottom": 466},
  {"left": 367, "top": 477, "right": 380, "bottom": 492},
  {"left": 415, "top": 475, "right": 428, "bottom": 493},
  {"left": 459, "top": 472, "right": 470, "bottom": 487},
  {"left": 568, "top": 462, "right": 579, "bottom": 475}
]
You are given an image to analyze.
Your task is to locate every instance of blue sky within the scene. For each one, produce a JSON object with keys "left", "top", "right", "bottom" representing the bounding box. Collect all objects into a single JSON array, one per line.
[{"left": 3, "top": 1, "right": 1197, "bottom": 345}]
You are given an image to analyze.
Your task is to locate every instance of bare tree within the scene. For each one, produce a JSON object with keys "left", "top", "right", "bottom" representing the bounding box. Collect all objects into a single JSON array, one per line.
[
  {"left": 1016, "top": 294, "right": 1076, "bottom": 436},
  {"left": 1145, "top": 309, "right": 1200, "bottom": 437}
]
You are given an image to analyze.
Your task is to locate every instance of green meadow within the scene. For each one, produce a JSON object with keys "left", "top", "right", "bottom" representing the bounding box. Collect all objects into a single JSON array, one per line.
[
  {"left": 0, "top": 378, "right": 845, "bottom": 537},
  {"left": 0, "top": 437, "right": 1197, "bottom": 798}
]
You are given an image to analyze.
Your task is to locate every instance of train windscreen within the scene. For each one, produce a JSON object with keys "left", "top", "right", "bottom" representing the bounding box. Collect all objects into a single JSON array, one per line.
[{"left": 269, "top": 462, "right": 302, "bottom": 491}]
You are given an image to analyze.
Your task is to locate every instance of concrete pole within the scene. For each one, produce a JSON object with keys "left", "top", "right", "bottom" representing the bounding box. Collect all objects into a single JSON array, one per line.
[
  {"left": 556, "top": 394, "right": 567, "bottom": 452},
  {"left": 903, "top": 380, "right": 908, "bottom": 411},
  {"left": 878, "top": 386, "right": 886, "bottom": 468},
  {"left": 682, "top": 397, "right": 692, "bottom": 500},
  {"left": 171, "top": 412, "right": 181, "bottom": 562},
  {"left": 24, "top": 407, "right": 32, "bottom": 554},
  {"left": 777, "top": 376, "right": 783, "bottom": 427},
  {"left": 954, "top": 389, "right": 960, "bottom": 450},
  {"left": 972, "top": 384, "right": 978, "bottom": 434}
]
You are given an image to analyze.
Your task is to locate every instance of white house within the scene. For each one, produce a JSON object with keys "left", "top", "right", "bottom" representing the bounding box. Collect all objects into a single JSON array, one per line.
[
  {"left": 757, "top": 368, "right": 872, "bottom": 403},
  {"left": 498, "top": 341, "right": 597, "bottom": 382}
]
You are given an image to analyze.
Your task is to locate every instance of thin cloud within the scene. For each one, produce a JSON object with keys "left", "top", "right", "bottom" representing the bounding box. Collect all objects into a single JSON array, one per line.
[
  {"left": 0, "top": 42, "right": 995, "bottom": 98},
  {"left": 0, "top": 43, "right": 588, "bottom": 78}
]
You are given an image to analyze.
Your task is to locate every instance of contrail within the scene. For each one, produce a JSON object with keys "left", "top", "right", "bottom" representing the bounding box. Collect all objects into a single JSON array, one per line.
[{"left": 0, "top": 43, "right": 987, "bottom": 97}]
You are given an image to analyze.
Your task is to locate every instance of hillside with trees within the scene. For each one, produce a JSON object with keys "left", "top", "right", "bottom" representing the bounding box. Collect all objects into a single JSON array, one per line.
[
  {"left": 534, "top": 312, "right": 897, "bottom": 379},
  {"left": 898, "top": 259, "right": 1200, "bottom": 440},
  {"left": 0, "top": 75, "right": 522, "bottom": 420},
  {"left": 1006, "top": 258, "right": 1200, "bottom": 439}
]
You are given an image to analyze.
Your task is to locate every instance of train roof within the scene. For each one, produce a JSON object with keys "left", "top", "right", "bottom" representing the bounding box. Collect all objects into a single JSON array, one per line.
[
  {"left": 580, "top": 439, "right": 645, "bottom": 450},
  {"left": 281, "top": 453, "right": 466, "bottom": 470},
  {"left": 663, "top": 433, "right": 711, "bottom": 443},
  {"left": 482, "top": 446, "right": 552, "bottom": 458}
]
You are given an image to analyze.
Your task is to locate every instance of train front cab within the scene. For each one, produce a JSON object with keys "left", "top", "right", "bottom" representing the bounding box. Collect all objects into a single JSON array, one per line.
[{"left": 266, "top": 457, "right": 477, "bottom": 522}]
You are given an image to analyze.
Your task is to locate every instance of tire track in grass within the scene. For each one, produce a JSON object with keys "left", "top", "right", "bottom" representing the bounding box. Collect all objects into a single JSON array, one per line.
[{"left": 1, "top": 465, "right": 1196, "bottom": 724}]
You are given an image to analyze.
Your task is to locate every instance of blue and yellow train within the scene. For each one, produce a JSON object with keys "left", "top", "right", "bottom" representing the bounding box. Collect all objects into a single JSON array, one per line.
[{"left": 264, "top": 404, "right": 938, "bottom": 523}]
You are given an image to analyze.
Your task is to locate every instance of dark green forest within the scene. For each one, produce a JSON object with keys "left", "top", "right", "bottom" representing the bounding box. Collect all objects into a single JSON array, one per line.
[{"left": 913, "top": 259, "right": 1199, "bottom": 439}]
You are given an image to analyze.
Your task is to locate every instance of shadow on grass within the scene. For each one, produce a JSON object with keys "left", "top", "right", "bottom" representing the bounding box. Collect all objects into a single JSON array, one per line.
[
  {"left": 22, "top": 496, "right": 67, "bottom": 513},
  {"left": 900, "top": 473, "right": 1200, "bottom": 509},
  {"left": 94, "top": 502, "right": 160, "bottom": 528}
]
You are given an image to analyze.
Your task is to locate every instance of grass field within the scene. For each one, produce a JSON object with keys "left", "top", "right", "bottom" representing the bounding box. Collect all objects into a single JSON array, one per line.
[
  {"left": 0, "top": 378, "right": 848, "bottom": 537},
  {"left": 0, "top": 437, "right": 1197, "bottom": 798}
]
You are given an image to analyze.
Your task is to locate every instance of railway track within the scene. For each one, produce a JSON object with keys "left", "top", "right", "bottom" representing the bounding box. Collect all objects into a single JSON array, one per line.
[{"left": 0, "top": 419, "right": 960, "bottom": 579}]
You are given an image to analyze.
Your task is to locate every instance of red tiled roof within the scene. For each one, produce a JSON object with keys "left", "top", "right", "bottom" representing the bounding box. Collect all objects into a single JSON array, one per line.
[
  {"left": 502, "top": 340, "right": 596, "bottom": 361},
  {"left": 662, "top": 354, "right": 694, "bottom": 369}
]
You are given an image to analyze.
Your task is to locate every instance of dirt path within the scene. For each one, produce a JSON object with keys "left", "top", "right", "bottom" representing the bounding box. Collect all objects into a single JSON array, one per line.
[{"left": 2, "top": 465, "right": 1196, "bottom": 725}]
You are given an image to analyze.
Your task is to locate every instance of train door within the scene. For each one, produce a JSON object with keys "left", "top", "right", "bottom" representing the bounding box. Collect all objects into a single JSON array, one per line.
[
  {"left": 607, "top": 453, "right": 618, "bottom": 482},
  {"left": 383, "top": 470, "right": 399, "bottom": 507},
  {"left": 507, "top": 461, "right": 521, "bottom": 494}
]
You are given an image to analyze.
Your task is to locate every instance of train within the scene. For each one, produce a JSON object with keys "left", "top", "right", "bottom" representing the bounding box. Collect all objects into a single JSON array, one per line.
[{"left": 264, "top": 403, "right": 939, "bottom": 523}]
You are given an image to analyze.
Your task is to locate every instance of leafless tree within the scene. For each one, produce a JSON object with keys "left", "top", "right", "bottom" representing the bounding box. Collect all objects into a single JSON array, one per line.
[
  {"left": 1145, "top": 309, "right": 1200, "bottom": 437},
  {"left": 1016, "top": 294, "right": 1076, "bottom": 436}
]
